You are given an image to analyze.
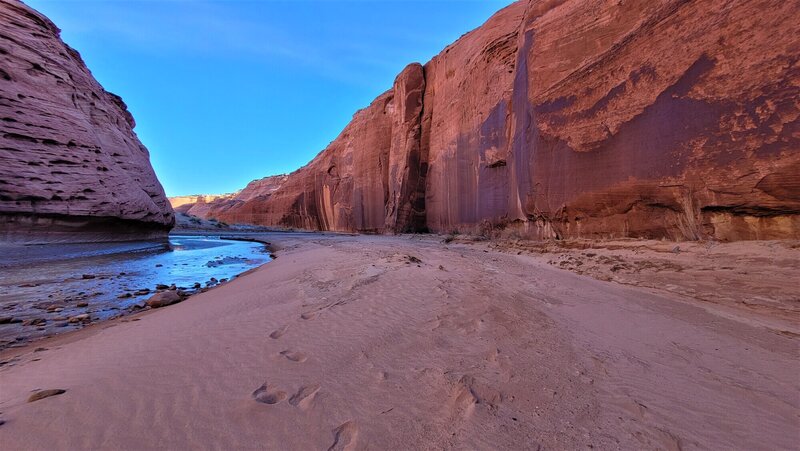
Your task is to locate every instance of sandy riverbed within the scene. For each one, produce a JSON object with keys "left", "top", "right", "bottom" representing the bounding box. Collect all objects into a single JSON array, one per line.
[{"left": 0, "top": 233, "right": 797, "bottom": 449}]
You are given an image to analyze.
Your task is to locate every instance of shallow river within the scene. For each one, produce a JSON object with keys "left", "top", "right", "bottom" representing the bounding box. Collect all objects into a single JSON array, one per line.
[{"left": 0, "top": 235, "right": 271, "bottom": 349}]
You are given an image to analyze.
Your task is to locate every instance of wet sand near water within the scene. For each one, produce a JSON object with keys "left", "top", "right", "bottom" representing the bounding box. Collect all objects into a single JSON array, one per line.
[{"left": 0, "top": 235, "right": 270, "bottom": 348}]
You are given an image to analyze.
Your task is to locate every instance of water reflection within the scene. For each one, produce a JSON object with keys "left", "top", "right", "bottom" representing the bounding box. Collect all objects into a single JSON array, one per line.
[{"left": 0, "top": 235, "right": 271, "bottom": 348}]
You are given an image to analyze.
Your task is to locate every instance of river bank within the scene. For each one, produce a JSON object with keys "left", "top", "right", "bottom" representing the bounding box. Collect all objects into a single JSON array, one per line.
[
  {"left": 0, "top": 233, "right": 797, "bottom": 449},
  {"left": 0, "top": 234, "right": 271, "bottom": 349}
]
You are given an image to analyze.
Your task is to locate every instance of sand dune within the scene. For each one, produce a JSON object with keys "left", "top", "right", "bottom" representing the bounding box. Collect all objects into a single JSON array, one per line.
[{"left": 0, "top": 233, "right": 797, "bottom": 449}]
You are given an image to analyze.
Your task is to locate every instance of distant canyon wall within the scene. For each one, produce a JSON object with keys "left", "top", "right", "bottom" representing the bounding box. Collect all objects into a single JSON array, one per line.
[
  {"left": 169, "top": 174, "right": 288, "bottom": 220},
  {"left": 0, "top": 0, "right": 174, "bottom": 243},
  {"left": 170, "top": 194, "right": 233, "bottom": 210},
  {"left": 187, "top": 0, "right": 800, "bottom": 240}
]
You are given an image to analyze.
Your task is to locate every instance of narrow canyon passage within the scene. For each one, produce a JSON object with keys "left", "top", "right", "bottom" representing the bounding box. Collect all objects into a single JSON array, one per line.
[{"left": 0, "top": 234, "right": 797, "bottom": 449}]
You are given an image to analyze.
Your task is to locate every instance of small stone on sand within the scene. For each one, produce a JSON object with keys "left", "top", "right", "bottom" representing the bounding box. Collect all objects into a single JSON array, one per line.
[{"left": 145, "top": 290, "right": 182, "bottom": 308}]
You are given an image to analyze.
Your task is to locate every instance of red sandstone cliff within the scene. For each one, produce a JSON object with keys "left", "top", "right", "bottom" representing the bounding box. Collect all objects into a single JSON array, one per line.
[
  {"left": 169, "top": 174, "right": 288, "bottom": 220},
  {"left": 215, "top": 0, "right": 800, "bottom": 240},
  {"left": 170, "top": 193, "right": 234, "bottom": 210},
  {"left": 0, "top": 0, "right": 174, "bottom": 243}
]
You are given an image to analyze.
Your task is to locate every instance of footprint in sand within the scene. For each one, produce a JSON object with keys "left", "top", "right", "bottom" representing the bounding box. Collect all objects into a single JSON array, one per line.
[
  {"left": 269, "top": 324, "right": 289, "bottom": 339},
  {"left": 252, "top": 383, "right": 287, "bottom": 405},
  {"left": 289, "top": 383, "right": 321, "bottom": 409},
  {"left": 327, "top": 420, "right": 358, "bottom": 451},
  {"left": 300, "top": 311, "right": 318, "bottom": 320},
  {"left": 280, "top": 349, "right": 308, "bottom": 363}
]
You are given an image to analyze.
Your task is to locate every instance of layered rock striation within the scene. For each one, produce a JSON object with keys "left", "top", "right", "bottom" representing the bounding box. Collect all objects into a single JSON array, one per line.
[
  {"left": 0, "top": 0, "right": 174, "bottom": 243},
  {"left": 211, "top": 0, "right": 799, "bottom": 240}
]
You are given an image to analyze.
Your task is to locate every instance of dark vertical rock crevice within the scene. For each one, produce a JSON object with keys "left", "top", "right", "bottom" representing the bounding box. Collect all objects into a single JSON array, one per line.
[
  {"left": 509, "top": 29, "right": 536, "bottom": 226},
  {"left": 406, "top": 62, "right": 430, "bottom": 233},
  {"left": 385, "top": 63, "right": 427, "bottom": 233}
]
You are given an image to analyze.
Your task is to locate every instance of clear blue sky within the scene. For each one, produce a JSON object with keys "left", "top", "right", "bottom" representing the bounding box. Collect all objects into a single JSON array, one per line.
[{"left": 26, "top": 0, "right": 514, "bottom": 197}]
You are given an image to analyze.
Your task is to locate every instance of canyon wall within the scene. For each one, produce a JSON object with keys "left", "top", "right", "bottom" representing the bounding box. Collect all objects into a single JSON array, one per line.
[
  {"left": 170, "top": 193, "right": 233, "bottom": 210},
  {"left": 214, "top": 0, "right": 800, "bottom": 240},
  {"left": 211, "top": 64, "right": 427, "bottom": 232},
  {"left": 0, "top": 0, "right": 174, "bottom": 243},
  {"left": 169, "top": 174, "right": 288, "bottom": 220}
]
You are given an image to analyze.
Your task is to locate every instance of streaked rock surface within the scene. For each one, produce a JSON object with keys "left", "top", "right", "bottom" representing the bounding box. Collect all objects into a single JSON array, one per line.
[
  {"left": 210, "top": 0, "right": 799, "bottom": 240},
  {"left": 0, "top": 0, "right": 173, "bottom": 243}
]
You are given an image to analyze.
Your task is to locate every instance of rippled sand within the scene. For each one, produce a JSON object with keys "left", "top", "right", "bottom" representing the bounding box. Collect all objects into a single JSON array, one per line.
[{"left": 0, "top": 233, "right": 797, "bottom": 449}]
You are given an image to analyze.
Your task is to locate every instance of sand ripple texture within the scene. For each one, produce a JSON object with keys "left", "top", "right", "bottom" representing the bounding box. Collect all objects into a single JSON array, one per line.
[{"left": 0, "top": 233, "right": 797, "bottom": 450}]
